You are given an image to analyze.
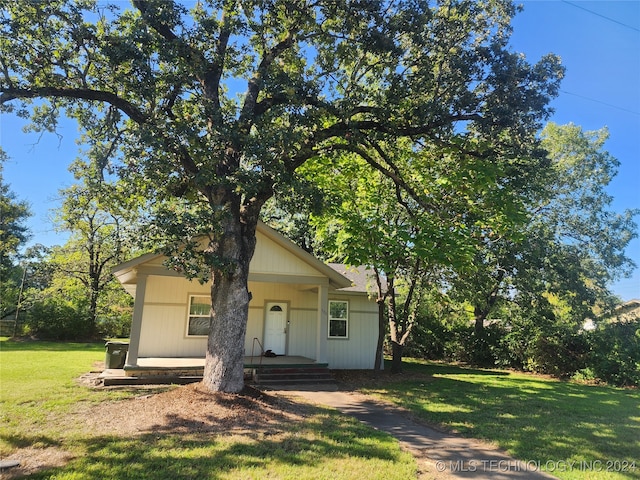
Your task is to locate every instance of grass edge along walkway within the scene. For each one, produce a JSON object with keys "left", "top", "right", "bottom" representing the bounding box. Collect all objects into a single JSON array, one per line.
[{"left": 358, "top": 359, "right": 639, "bottom": 480}]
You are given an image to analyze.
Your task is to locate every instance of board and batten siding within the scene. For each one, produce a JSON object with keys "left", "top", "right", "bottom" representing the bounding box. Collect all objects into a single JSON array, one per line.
[
  {"left": 246, "top": 281, "right": 318, "bottom": 358},
  {"left": 326, "top": 294, "right": 379, "bottom": 369},
  {"left": 250, "top": 229, "right": 324, "bottom": 278},
  {"left": 130, "top": 225, "right": 378, "bottom": 368},
  {"left": 138, "top": 275, "right": 209, "bottom": 358},
  {"left": 136, "top": 275, "right": 378, "bottom": 368},
  {"left": 137, "top": 277, "right": 323, "bottom": 358}
]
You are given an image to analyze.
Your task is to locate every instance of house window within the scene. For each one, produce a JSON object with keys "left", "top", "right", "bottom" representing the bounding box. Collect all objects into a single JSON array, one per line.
[
  {"left": 187, "top": 295, "right": 210, "bottom": 336},
  {"left": 328, "top": 300, "right": 348, "bottom": 338}
]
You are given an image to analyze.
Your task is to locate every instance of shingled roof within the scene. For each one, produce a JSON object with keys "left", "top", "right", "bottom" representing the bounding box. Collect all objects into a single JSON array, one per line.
[{"left": 328, "top": 263, "right": 386, "bottom": 294}]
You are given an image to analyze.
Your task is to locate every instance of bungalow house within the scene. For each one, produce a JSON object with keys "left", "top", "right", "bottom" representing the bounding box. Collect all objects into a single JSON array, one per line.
[{"left": 111, "top": 221, "right": 380, "bottom": 379}]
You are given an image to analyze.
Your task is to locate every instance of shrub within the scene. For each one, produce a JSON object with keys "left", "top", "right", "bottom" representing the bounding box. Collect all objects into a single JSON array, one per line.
[
  {"left": 528, "top": 328, "right": 590, "bottom": 378},
  {"left": 96, "top": 314, "right": 131, "bottom": 338},
  {"left": 572, "top": 367, "right": 597, "bottom": 384},
  {"left": 24, "top": 299, "right": 91, "bottom": 340},
  {"left": 589, "top": 319, "right": 640, "bottom": 387},
  {"left": 404, "top": 314, "right": 456, "bottom": 360},
  {"left": 394, "top": 300, "right": 639, "bottom": 387}
]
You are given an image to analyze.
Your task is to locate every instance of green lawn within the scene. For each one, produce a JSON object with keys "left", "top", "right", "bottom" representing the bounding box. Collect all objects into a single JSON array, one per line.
[
  {"left": 0, "top": 339, "right": 117, "bottom": 442},
  {"left": 0, "top": 338, "right": 415, "bottom": 479},
  {"left": 3, "top": 339, "right": 638, "bottom": 479},
  {"left": 362, "top": 359, "right": 640, "bottom": 480}
]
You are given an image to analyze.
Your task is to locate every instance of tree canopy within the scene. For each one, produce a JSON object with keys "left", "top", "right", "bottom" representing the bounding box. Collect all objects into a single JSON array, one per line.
[
  {"left": 1, "top": 0, "right": 563, "bottom": 391},
  {"left": 0, "top": 152, "right": 31, "bottom": 319},
  {"left": 450, "top": 122, "right": 638, "bottom": 335}
]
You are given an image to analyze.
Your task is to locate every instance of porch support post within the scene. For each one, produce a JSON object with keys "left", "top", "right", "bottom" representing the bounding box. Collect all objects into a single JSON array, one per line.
[
  {"left": 316, "top": 284, "right": 328, "bottom": 364},
  {"left": 125, "top": 273, "right": 147, "bottom": 367}
]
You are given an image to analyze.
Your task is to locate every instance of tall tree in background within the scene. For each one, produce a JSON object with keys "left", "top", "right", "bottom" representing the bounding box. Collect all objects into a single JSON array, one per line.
[
  {"left": 536, "top": 123, "right": 637, "bottom": 314},
  {"left": 1, "top": 0, "right": 562, "bottom": 392},
  {"left": 451, "top": 122, "right": 638, "bottom": 337},
  {"left": 305, "top": 133, "right": 539, "bottom": 372},
  {"left": 52, "top": 158, "right": 138, "bottom": 335},
  {"left": 0, "top": 152, "right": 31, "bottom": 319}
]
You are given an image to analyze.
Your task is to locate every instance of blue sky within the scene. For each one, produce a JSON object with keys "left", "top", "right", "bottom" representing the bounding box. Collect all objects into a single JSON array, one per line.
[{"left": 1, "top": 1, "right": 639, "bottom": 300}]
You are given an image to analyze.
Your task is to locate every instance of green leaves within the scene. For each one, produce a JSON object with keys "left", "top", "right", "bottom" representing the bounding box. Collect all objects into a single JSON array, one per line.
[
  {"left": 450, "top": 122, "right": 638, "bottom": 335},
  {"left": 1, "top": 0, "right": 565, "bottom": 282},
  {"left": 0, "top": 156, "right": 31, "bottom": 319}
]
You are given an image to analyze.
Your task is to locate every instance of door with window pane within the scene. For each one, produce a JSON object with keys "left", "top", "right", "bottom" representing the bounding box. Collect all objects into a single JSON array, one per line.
[{"left": 264, "top": 302, "right": 287, "bottom": 355}]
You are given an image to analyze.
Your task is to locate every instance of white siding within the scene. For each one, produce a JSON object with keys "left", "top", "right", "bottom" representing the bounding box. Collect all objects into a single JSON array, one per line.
[
  {"left": 245, "top": 281, "right": 319, "bottom": 356},
  {"left": 138, "top": 276, "right": 209, "bottom": 357},
  {"left": 134, "top": 260, "right": 379, "bottom": 368},
  {"left": 245, "top": 306, "right": 264, "bottom": 357},
  {"left": 288, "top": 308, "right": 317, "bottom": 358}
]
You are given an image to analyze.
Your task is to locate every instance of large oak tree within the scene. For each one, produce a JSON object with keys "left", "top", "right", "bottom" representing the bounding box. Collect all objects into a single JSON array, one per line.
[{"left": 1, "top": 0, "right": 562, "bottom": 392}]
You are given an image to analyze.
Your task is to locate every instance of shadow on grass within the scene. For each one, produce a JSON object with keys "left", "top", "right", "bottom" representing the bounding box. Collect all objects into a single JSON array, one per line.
[
  {"left": 0, "top": 432, "right": 62, "bottom": 450},
  {"left": 20, "top": 404, "right": 414, "bottom": 480},
  {"left": 398, "top": 359, "right": 510, "bottom": 377},
  {"left": 377, "top": 361, "right": 640, "bottom": 477}
]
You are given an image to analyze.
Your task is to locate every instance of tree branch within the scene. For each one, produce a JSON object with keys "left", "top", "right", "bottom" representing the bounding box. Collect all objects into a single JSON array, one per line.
[
  {"left": 0, "top": 87, "right": 148, "bottom": 124},
  {"left": 203, "top": 4, "right": 234, "bottom": 126},
  {"left": 239, "top": 32, "right": 296, "bottom": 131},
  {"left": 133, "top": 0, "right": 231, "bottom": 131},
  {"left": 132, "top": 0, "right": 179, "bottom": 41},
  {"left": 347, "top": 113, "right": 482, "bottom": 136},
  {"left": 402, "top": 258, "right": 422, "bottom": 321}
]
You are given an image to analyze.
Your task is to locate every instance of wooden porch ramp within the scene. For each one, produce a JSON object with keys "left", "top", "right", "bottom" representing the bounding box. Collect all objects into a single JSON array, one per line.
[{"left": 99, "top": 356, "right": 335, "bottom": 387}]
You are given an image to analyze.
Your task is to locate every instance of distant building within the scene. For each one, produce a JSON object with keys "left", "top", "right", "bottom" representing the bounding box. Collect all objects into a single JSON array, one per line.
[{"left": 613, "top": 299, "right": 640, "bottom": 323}]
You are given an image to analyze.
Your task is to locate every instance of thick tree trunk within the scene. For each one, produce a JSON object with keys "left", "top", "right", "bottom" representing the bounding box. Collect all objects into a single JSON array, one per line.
[
  {"left": 374, "top": 298, "right": 385, "bottom": 372},
  {"left": 202, "top": 216, "right": 257, "bottom": 393},
  {"left": 474, "top": 306, "right": 487, "bottom": 336},
  {"left": 390, "top": 341, "right": 403, "bottom": 374}
]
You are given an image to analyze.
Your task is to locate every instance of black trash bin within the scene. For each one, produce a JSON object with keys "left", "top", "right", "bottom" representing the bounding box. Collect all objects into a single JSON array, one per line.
[{"left": 105, "top": 341, "right": 129, "bottom": 369}]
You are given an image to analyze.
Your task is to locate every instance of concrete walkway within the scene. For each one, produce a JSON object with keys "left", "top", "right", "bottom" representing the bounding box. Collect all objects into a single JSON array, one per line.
[{"left": 271, "top": 386, "right": 557, "bottom": 480}]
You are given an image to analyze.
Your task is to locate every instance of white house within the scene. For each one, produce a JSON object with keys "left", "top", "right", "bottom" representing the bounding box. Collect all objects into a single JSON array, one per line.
[{"left": 112, "top": 221, "right": 380, "bottom": 376}]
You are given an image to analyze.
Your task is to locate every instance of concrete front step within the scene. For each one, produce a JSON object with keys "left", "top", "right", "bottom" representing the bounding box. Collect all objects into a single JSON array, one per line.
[
  {"left": 252, "top": 365, "right": 335, "bottom": 386},
  {"left": 256, "top": 368, "right": 330, "bottom": 375},
  {"left": 102, "top": 375, "right": 202, "bottom": 386},
  {"left": 98, "top": 359, "right": 334, "bottom": 386}
]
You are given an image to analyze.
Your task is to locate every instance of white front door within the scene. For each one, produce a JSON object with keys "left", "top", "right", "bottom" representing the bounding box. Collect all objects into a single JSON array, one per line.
[{"left": 264, "top": 302, "right": 288, "bottom": 355}]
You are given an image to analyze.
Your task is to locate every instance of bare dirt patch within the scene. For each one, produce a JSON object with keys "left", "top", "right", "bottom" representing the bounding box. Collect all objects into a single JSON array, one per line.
[
  {"left": 76, "top": 381, "right": 310, "bottom": 436},
  {"left": 1, "top": 446, "right": 75, "bottom": 480}
]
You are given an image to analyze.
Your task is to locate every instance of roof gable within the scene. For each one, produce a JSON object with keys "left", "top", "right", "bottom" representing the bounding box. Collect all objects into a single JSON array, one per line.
[{"left": 112, "top": 222, "right": 352, "bottom": 290}]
